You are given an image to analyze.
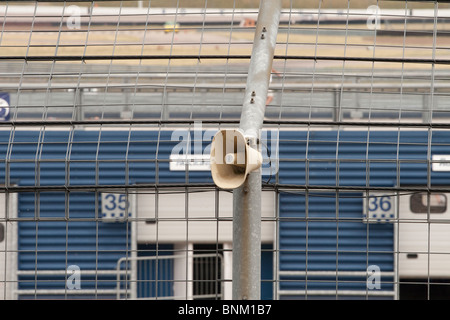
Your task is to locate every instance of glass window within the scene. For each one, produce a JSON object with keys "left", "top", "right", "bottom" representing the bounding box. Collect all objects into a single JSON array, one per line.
[
  {"left": 0, "top": 223, "right": 3, "bottom": 242},
  {"left": 410, "top": 193, "right": 447, "bottom": 214}
]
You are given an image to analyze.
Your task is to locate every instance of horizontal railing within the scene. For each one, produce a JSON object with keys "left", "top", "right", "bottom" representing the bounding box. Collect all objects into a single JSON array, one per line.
[
  {"left": 116, "top": 254, "right": 223, "bottom": 300},
  {"left": 16, "top": 269, "right": 128, "bottom": 298}
]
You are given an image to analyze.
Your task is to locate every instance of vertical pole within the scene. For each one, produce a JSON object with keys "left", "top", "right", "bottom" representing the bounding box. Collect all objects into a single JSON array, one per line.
[
  {"left": 130, "top": 192, "right": 137, "bottom": 299},
  {"left": 233, "top": 0, "right": 282, "bottom": 300}
]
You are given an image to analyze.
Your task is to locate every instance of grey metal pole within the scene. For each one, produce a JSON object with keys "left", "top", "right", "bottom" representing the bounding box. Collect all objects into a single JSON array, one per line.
[{"left": 232, "top": 0, "right": 282, "bottom": 300}]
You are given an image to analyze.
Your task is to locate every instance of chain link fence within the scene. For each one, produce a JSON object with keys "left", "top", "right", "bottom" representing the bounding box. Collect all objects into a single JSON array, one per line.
[{"left": 0, "top": 0, "right": 450, "bottom": 300}]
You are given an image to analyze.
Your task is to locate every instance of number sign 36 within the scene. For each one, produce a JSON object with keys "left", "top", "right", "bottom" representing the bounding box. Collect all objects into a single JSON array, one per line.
[
  {"left": 363, "top": 193, "right": 397, "bottom": 223},
  {"left": 368, "top": 196, "right": 392, "bottom": 212}
]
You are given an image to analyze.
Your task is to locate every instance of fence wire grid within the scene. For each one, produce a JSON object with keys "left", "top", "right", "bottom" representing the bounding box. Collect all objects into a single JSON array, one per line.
[{"left": 1, "top": 0, "right": 450, "bottom": 300}]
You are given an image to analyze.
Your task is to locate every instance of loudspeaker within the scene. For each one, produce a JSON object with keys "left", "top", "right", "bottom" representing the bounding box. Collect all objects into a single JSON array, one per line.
[{"left": 210, "top": 129, "right": 262, "bottom": 189}]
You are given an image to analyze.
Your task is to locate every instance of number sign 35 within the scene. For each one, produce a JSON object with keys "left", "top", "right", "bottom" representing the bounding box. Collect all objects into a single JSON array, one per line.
[{"left": 101, "top": 193, "right": 131, "bottom": 222}]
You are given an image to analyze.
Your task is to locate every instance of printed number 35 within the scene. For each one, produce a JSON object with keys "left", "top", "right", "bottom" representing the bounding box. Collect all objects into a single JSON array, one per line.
[{"left": 104, "top": 194, "right": 128, "bottom": 211}]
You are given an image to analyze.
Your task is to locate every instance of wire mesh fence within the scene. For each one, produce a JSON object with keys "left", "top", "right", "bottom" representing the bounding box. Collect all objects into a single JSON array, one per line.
[{"left": 1, "top": 0, "right": 450, "bottom": 300}]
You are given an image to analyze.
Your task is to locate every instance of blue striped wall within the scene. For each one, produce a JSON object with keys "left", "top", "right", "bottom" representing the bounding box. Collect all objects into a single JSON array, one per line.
[
  {"left": 277, "top": 130, "right": 450, "bottom": 299},
  {"left": 277, "top": 130, "right": 450, "bottom": 187}
]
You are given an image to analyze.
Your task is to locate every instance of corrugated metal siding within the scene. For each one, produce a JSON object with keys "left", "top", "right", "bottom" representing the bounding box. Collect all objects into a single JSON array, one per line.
[
  {"left": 17, "top": 191, "right": 131, "bottom": 298},
  {"left": 278, "top": 191, "right": 395, "bottom": 297},
  {"left": 0, "top": 131, "right": 165, "bottom": 298},
  {"left": 0, "top": 129, "right": 214, "bottom": 299},
  {"left": 277, "top": 130, "right": 450, "bottom": 299},
  {"left": 136, "top": 244, "right": 175, "bottom": 299}
]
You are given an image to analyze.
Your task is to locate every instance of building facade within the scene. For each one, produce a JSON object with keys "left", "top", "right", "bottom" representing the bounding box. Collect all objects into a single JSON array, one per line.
[{"left": 1, "top": 128, "right": 449, "bottom": 299}]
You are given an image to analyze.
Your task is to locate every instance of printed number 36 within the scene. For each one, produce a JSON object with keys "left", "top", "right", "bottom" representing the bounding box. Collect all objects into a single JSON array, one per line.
[{"left": 368, "top": 196, "right": 392, "bottom": 212}]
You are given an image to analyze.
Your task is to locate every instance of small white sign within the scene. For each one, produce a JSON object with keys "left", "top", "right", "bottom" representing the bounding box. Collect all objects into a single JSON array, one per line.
[
  {"left": 432, "top": 155, "right": 450, "bottom": 172},
  {"left": 101, "top": 193, "right": 131, "bottom": 222},
  {"left": 169, "top": 154, "right": 210, "bottom": 171},
  {"left": 363, "top": 192, "right": 397, "bottom": 223}
]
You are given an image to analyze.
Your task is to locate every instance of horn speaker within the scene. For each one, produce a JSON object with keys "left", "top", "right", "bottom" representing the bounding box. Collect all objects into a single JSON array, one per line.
[{"left": 210, "top": 129, "right": 262, "bottom": 189}]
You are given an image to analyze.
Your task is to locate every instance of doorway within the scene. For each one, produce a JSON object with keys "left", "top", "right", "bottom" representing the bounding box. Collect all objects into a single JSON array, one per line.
[{"left": 193, "top": 244, "right": 223, "bottom": 300}]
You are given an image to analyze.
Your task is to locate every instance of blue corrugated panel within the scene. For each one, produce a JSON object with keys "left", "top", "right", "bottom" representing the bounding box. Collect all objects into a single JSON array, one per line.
[
  {"left": 17, "top": 191, "right": 131, "bottom": 299},
  {"left": 136, "top": 244, "right": 175, "bottom": 299},
  {"left": 0, "top": 130, "right": 215, "bottom": 299},
  {"left": 278, "top": 191, "right": 394, "bottom": 296},
  {"left": 277, "top": 130, "right": 450, "bottom": 299}
]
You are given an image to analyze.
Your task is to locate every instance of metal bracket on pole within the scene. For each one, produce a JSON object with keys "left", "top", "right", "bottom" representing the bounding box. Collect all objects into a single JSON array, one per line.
[{"left": 232, "top": 0, "right": 282, "bottom": 300}]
